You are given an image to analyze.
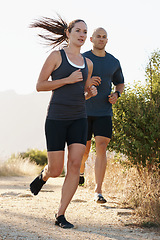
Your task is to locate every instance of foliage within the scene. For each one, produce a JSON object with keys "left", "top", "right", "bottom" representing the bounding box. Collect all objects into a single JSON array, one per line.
[
  {"left": 10, "top": 149, "right": 65, "bottom": 176},
  {"left": 19, "top": 149, "right": 48, "bottom": 166},
  {"left": 108, "top": 49, "right": 160, "bottom": 173},
  {"left": 145, "top": 49, "right": 160, "bottom": 100}
]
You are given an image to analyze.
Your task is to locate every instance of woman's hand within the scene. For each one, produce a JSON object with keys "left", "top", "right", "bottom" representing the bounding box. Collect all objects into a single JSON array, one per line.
[
  {"left": 67, "top": 69, "right": 83, "bottom": 84},
  {"left": 85, "top": 85, "right": 97, "bottom": 99},
  {"left": 89, "top": 76, "right": 101, "bottom": 86}
]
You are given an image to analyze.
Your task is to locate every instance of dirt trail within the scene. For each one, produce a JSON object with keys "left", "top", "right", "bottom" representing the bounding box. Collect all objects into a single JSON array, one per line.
[{"left": 0, "top": 176, "right": 160, "bottom": 240}]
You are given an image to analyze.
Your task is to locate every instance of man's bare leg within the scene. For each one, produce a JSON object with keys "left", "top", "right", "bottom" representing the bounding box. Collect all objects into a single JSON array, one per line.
[
  {"left": 80, "top": 140, "right": 91, "bottom": 174},
  {"left": 79, "top": 140, "right": 91, "bottom": 185},
  {"left": 94, "top": 136, "right": 110, "bottom": 202}
]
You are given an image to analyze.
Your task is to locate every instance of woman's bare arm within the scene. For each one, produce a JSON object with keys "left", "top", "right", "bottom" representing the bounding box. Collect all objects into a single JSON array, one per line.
[{"left": 36, "top": 51, "right": 83, "bottom": 92}]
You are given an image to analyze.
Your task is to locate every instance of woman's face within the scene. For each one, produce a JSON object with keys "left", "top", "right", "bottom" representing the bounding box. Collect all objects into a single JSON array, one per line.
[{"left": 67, "top": 21, "right": 87, "bottom": 47}]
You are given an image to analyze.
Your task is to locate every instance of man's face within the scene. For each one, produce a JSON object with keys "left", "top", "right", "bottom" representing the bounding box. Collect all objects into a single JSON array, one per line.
[{"left": 90, "top": 28, "right": 108, "bottom": 50}]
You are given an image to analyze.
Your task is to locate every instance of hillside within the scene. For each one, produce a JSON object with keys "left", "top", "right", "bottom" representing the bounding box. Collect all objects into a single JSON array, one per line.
[{"left": 0, "top": 90, "right": 51, "bottom": 159}]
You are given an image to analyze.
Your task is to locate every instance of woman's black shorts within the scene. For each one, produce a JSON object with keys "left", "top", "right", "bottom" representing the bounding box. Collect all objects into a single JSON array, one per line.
[
  {"left": 87, "top": 116, "right": 112, "bottom": 141},
  {"left": 45, "top": 118, "right": 88, "bottom": 151}
]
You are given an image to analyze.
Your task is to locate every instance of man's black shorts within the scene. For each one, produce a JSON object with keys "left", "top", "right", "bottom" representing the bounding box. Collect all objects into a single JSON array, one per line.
[{"left": 87, "top": 116, "right": 112, "bottom": 141}]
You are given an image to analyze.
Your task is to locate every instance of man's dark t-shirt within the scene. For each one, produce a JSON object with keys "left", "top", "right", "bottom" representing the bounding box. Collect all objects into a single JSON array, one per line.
[{"left": 83, "top": 50, "right": 124, "bottom": 116}]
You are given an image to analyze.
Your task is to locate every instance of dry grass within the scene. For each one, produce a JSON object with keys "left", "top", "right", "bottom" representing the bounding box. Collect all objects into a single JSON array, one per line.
[
  {"left": 126, "top": 170, "right": 160, "bottom": 226},
  {"left": 0, "top": 157, "right": 41, "bottom": 177},
  {"left": 85, "top": 151, "right": 160, "bottom": 226}
]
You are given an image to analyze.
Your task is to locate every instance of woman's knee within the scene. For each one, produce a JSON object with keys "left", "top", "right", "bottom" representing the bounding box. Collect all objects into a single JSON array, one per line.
[
  {"left": 47, "top": 166, "right": 63, "bottom": 178},
  {"left": 68, "top": 158, "right": 81, "bottom": 174},
  {"left": 47, "top": 151, "right": 64, "bottom": 177}
]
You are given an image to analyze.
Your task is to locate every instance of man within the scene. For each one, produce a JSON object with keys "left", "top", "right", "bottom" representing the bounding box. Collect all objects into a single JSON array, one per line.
[{"left": 79, "top": 27, "right": 124, "bottom": 203}]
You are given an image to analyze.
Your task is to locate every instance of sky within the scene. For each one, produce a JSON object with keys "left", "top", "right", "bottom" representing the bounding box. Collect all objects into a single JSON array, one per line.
[{"left": 0, "top": 0, "right": 160, "bottom": 94}]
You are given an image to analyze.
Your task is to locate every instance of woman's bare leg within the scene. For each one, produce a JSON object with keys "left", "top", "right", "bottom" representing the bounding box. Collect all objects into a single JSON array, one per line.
[
  {"left": 57, "top": 143, "right": 86, "bottom": 216},
  {"left": 30, "top": 151, "right": 64, "bottom": 195},
  {"left": 42, "top": 151, "right": 64, "bottom": 181}
]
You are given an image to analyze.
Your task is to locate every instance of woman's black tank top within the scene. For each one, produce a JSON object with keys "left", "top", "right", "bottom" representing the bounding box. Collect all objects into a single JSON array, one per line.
[{"left": 46, "top": 49, "right": 88, "bottom": 120}]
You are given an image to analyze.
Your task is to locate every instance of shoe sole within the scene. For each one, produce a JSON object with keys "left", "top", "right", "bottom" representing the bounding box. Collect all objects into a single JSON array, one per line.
[{"left": 96, "top": 200, "right": 107, "bottom": 204}]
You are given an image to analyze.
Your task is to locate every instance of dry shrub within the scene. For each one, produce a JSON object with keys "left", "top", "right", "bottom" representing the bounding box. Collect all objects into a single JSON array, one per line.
[
  {"left": 0, "top": 157, "right": 41, "bottom": 177},
  {"left": 125, "top": 169, "right": 160, "bottom": 225},
  {"left": 85, "top": 151, "right": 160, "bottom": 225}
]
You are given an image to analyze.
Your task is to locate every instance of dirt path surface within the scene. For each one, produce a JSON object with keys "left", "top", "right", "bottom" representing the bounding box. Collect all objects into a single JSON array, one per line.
[{"left": 0, "top": 176, "right": 160, "bottom": 240}]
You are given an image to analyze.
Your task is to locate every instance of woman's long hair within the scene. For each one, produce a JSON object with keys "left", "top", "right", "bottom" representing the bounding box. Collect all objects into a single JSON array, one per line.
[{"left": 30, "top": 14, "right": 86, "bottom": 49}]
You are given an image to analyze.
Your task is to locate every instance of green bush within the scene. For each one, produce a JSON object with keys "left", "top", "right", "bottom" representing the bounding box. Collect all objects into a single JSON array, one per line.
[
  {"left": 108, "top": 49, "right": 160, "bottom": 173},
  {"left": 19, "top": 149, "right": 47, "bottom": 166},
  {"left": 11, "top": 149, "right": 65, "bottom": 176},
  {"left": 109, "top": 85, "right": 159, "bottom": 169}
]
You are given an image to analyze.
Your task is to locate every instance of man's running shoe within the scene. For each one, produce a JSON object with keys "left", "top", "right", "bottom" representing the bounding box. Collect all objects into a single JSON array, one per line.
[
  {"left": 94, "top": 193, "right": 107, "bottom": 203},
  {"left": 79, "top": 174, "right": 85, "bottom": 186}
]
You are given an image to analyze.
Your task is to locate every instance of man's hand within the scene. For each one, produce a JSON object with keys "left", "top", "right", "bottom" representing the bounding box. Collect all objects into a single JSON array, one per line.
[{"left": 108, "top": 92, "right": 118, "bottom": 104}]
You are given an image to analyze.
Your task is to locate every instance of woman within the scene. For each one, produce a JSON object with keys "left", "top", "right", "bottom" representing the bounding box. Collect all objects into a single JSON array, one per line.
[{"left": 29, "top": 15, "right": 97, "bottom": 229}]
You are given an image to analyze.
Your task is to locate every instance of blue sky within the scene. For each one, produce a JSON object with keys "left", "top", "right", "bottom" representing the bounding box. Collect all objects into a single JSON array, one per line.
[{"left": 0, "top": 0, "right": 160, "bottom": 94}]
